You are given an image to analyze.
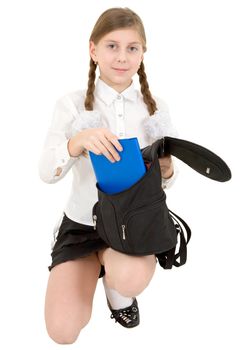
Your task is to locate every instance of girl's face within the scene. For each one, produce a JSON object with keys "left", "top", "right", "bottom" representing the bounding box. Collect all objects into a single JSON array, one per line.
[{"left": 90, "top": 28, "right": 144, "bottom": 92}]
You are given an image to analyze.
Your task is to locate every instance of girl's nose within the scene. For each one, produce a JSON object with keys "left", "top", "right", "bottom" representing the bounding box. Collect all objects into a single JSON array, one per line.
[
  {"left": 117, "top": 50, "right": 127, "bottom": 63},
  {"left": 117, "top": 58, "right": 126, "bottom": 63}
]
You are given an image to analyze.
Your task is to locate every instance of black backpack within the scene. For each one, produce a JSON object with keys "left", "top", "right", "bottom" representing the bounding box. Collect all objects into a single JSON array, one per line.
[{"left": 92, "top": 136, "right": 231, "bottom": 269}]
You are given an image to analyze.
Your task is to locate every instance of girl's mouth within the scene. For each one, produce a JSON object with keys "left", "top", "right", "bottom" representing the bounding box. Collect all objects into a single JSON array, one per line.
[{"left": 112, "top": 68, "right": 129, "bottom": 72}]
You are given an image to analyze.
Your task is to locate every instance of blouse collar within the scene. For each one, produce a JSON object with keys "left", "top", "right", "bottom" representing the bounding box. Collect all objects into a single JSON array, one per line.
[{"left": 95, "top": 78, "right": 138, "bottom": 106}]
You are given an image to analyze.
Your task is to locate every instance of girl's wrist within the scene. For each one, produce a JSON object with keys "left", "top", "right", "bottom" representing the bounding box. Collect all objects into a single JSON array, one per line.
[
  {"left": 67, "top": 134, "right": 84, "bottom": 157},
  {"left": 158, "top": 156, "right": 174, "bottom": 179},
  {"left": 162, "top": 167, "right": 174, "bottom": 179}
]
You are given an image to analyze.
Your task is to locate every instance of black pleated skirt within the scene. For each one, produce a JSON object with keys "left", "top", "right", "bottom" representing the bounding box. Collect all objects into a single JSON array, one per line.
[{"left": 48, "top": 213, "right": 108, "bottom": 277}]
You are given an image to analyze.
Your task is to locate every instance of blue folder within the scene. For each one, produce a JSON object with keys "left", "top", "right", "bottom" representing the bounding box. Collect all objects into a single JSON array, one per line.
[{"left": 89, "top": 138, "right": 146, "bottom": 194}]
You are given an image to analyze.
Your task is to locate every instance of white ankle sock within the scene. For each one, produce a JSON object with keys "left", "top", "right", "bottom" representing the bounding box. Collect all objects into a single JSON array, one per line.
[{"left": 103, "top": 277, "right": 133, "bottom": 310}]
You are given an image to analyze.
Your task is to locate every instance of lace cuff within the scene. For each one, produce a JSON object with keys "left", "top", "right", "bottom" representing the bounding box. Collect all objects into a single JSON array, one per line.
[{"left": 143, "top": 110, "right": 178, "bottom": 140}]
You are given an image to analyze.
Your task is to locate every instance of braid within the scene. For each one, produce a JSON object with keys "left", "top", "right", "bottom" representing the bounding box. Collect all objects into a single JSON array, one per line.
[
  {"left": 138, "top": 62, "right": 157, "bottom": 116},
  {"left": 84, "top": 59, "right": 97, "bottom": 111}
]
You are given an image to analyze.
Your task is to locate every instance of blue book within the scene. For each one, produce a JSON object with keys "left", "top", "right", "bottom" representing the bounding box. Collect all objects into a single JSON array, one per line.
[{"left": 89, "top": 138, "right": 146, "bottom": 194}]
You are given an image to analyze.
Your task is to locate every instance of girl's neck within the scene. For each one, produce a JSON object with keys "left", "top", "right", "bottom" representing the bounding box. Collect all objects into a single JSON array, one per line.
[{"left": 99, "top": 77, "right": 133, "bottom": 93}]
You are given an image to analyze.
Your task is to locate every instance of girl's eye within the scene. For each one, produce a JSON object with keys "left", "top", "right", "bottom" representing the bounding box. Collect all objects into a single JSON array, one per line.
[
  {"left": 128, "top": 46, "right": 138, "bottom": 52},
  {"left": 107, "top": 44, "right": 117, "bottom": 50}
]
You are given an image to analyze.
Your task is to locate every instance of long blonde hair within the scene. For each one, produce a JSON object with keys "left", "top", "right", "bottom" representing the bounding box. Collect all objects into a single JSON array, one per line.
[{"left": 84, "top": 7, "right": 157, "bottom": 115}]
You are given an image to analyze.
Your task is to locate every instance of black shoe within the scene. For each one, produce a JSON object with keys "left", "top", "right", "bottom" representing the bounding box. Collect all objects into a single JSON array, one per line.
[{"left": 107, "top": 297, "right": 140, "bottom": 328}]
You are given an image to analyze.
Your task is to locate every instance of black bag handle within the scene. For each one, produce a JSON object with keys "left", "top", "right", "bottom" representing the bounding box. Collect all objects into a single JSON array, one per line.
[{"left": 141, "top": 138, "right": 163, "bottom": 162}]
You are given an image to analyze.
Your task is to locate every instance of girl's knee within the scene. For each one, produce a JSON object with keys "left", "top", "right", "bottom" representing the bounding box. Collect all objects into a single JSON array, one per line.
[
  {"left": 47, "top": 327, "right": 79, "bottom": 345},
  {"left": 46, "top": 312, "right": 91, "bottom": 344},
  {"left": 108, "top": 256, "right": 156, "bottom": 296}
]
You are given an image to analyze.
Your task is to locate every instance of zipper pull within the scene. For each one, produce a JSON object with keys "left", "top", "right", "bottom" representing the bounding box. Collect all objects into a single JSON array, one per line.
[
  {"left": 122, "top": 225, "right": 126, "bottom": 240},
  {"left": 93, "top": 215, "right": 97, "bottom": 230}
]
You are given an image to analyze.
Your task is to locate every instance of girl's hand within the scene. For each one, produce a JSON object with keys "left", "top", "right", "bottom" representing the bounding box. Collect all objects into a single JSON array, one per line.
[
  {"left": 68, "top": 128, "right": 123, "bottom": 162},
  {"left": 158, "top": 155, "right": 174, "bottom": 179}
]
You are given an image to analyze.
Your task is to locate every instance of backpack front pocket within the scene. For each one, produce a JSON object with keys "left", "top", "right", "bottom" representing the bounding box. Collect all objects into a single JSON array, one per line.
[{"left": 120, "top": 195, "right": 177, "bottom": 255}]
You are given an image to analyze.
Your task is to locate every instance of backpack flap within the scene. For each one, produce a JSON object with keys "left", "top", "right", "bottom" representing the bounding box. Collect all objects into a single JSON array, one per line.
[{"left": 158, "top": 136, "right": 232, "bottom": 182}]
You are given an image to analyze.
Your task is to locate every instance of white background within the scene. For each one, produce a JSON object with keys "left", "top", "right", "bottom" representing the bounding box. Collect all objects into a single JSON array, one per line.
[{"left": 0, "top": 0, "right": 251, "bottom": 349}]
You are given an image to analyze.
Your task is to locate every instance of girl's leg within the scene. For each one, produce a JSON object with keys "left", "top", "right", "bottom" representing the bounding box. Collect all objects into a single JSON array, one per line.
[
  {"left": 99, "top": 248, "right": 156, "bottom": 297},
  {"left": 44, "top": 253, "right": 101, "bottom": 344}
]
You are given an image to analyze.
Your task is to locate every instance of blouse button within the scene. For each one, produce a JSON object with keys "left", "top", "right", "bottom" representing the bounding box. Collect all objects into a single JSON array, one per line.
[{"left": 117, "top": 95, "right": 122, "bottom": 100}]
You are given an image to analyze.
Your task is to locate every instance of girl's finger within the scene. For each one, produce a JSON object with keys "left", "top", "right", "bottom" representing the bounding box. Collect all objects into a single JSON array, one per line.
[
  {"left": 104, "top": 130, "right": 123, "bottom": 152},
  {"left": 94, "top": 139, "right": 116, "bottom": 163},
  {"left": 89, "top": 144, "right": 102, "bottom": 155},
  {"left": 100, "top": 136, "right": 121, "bottom": 161}
]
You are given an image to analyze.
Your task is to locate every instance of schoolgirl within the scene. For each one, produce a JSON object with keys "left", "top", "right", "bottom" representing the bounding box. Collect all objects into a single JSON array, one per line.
[{"left": 39, "top": 7, "right": 177, "bottom": 344}]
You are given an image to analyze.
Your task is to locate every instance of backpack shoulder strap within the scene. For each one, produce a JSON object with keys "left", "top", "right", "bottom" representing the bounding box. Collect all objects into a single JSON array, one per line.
[
  {"left": 157, "top": 210, "right": 191, "bottom": 269},
  {"left": 169, "top": 209, "right": 191, "bottom": 267}
]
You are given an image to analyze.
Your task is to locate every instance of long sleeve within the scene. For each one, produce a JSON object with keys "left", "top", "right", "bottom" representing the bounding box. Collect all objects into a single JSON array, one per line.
[
  {"left": 143, "top": 96, "right": 179, "bottom": 189},
  {"left": 38, "top": 96, "right": 79, "bottom": 184}
]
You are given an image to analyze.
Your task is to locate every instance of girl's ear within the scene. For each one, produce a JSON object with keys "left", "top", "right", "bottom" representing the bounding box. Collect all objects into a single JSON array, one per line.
[{"left": 89, "top": 41, "right": 97, "bottom": 62}]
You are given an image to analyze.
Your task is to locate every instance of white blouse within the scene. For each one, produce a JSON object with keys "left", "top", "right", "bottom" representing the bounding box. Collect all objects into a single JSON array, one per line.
[{"left": 39, "top": 78, "right": 178, "bottom": 226}]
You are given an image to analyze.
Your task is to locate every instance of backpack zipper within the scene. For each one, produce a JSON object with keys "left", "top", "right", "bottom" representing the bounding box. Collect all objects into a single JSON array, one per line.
[
  {"left": 123, "top": 193, "right": 166, "bottom": 224},
  {"left": 93, "top": 214, "right": 97, "bottom": 230},
  {"left": 122, "top": 225, "right": 126, "bottom": 240}
]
